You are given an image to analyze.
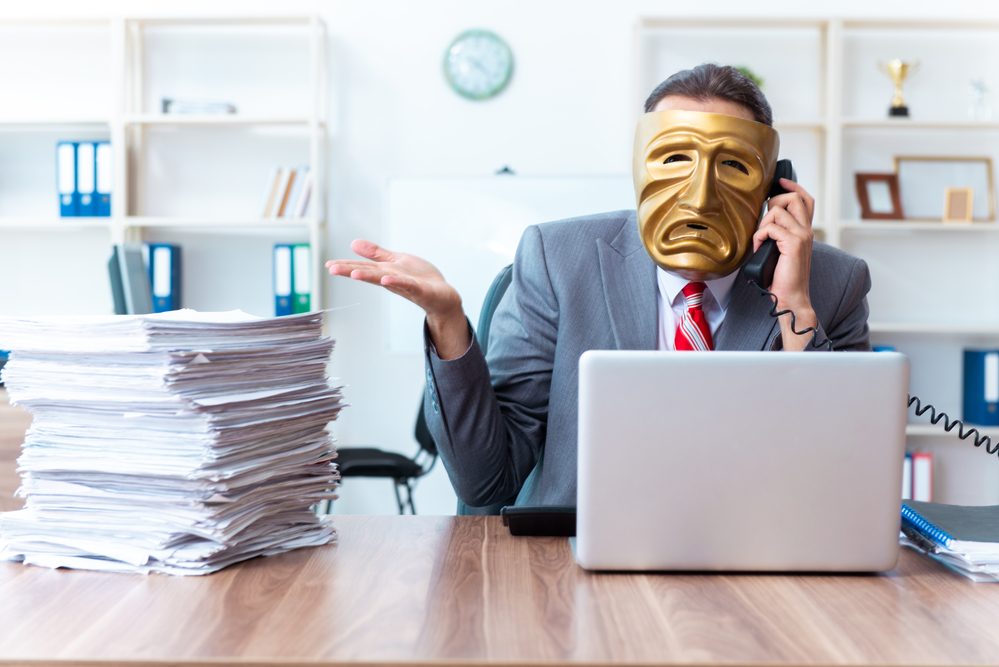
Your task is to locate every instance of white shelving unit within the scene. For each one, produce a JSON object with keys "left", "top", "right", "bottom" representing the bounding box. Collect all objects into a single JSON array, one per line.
[
  {"left": 0, "top": 15, "right": 328, "bottom": 312},
  {"left": 637, "top": 17, "right": 999, "bottom": 504},
  {"left": 906, "top": 424, "right": 999, "bottom": 439}
]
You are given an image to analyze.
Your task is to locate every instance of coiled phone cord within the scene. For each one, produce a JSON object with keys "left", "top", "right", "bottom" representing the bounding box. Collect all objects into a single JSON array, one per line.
[
  {"left": 749, "top": 280, "right": 999, "bottom": 457},
  {"left": 906, "top": 396, "right": 999, "bottom": 455},
  {"left": 748, "top": 280, "right": 833, "bottom": 351}
]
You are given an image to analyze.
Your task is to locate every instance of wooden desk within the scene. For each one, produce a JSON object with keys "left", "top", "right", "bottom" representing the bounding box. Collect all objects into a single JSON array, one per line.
[{"left": 2, "top": 515, "right": 999, "bottom": 666}]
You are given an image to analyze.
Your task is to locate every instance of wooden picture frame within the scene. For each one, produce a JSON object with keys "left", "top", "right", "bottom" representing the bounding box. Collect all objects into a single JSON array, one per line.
[
  {"left": 855, "top": 173, "right": 904, "bottom": 220},
  {"left": 894, "top": 156, "right": 996, "bottom": 222},
  {"left": 943, "top": 187, "right": 975, "bottom": 223}
]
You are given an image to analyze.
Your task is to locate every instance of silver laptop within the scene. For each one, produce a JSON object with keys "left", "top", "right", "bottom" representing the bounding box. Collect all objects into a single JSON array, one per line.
[{"left": 576, "top": 351, "right": 909, "bottom": 572}]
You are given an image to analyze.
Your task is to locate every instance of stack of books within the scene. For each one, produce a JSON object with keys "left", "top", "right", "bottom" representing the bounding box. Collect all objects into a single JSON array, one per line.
[
  {"left": 0, "top": 310, "right": 345, "bottom": 575},
  {"left": 901, "top": 500, "right": 999, "bottom": 582},
  {"left": 260, "top": 166, "right": 313, "bottom": 219}
]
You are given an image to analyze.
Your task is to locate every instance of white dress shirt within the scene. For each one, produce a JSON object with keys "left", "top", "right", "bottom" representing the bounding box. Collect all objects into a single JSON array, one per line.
[{"left": 657, "top": 268, "right": 739, "bottom": 351}]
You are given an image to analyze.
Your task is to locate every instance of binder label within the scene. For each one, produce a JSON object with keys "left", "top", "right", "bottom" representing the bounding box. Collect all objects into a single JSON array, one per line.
[
  {"left": 986, "top": 353, "right": 998, "bottom": 403},
  {"left": 96, "top": 142, "right": 112, "bottom": 194},
  {"left": 152, "top": 246, "right": 172, "bottom": 298},
  {"left": 293, "top": 245, "right": 311, "bottom": 293},
  {"left": 274, "top": 246, "right": 292, "bottom": 296},
  {"left": 57, "top": 143, "right": 75, "bottom": 195},
  {"left": 77, "top": 143, "right": 95, "bottom": 194}
]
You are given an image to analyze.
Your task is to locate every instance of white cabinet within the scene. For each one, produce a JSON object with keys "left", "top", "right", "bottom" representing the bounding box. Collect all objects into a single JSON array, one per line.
[{"left": 637, "top": 17, "right": 999, "bottom": 504}]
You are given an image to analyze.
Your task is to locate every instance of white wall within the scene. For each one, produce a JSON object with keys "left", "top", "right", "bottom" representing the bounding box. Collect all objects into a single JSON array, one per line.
[{"left": 3, "top": 0, "right": 999, "bottom": 515}]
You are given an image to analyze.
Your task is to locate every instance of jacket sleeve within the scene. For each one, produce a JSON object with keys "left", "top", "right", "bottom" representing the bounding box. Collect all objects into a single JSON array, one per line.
[
  {"left": 423, "top": 225, "right": 557, "bottom": 507},
  {"left": 798, "top": 253, "right": 873, "bottom": 352}
]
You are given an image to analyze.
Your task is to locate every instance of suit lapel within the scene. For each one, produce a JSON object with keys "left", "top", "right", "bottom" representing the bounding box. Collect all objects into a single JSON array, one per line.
[
  {"left": 714, "top": 276, "right": 780, "bottom": 350},
  {"left": 596, "top": 213, "right": 658, "bottom": 351}
]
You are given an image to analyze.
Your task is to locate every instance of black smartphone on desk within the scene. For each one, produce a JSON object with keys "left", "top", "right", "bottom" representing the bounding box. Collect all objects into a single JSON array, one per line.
[{"left": 501, "top": 505, "right": 576, "bottom": 537}]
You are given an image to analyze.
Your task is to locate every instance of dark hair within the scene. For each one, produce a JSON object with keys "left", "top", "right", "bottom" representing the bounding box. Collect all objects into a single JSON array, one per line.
[{"left": 644, "top": 63, "right": 773, "bottom": 127}]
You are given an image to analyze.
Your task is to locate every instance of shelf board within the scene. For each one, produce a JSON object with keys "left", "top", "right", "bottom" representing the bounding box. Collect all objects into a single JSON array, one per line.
[
  {"left": 844, "top": 19, "right": 999, "bottom": 30},
  {"left": 127, "top": 16, "right": 322, "bottom": 26},
  {"left": 0, "top": 217, "right": 321, "bottom": 229},
  {"left": 773, "top": 120, "right": 825, "bottom": 131},
  {"left": 0, "top": 217, "right": 112, "bottom": 230},
  {"left": 0, "top": 18, "right": 111, "bottom": 26},
  {"left": 639, "top": 17, "right": 827, "bottom": 29},
  {"left": 839, "top": 221, "right": 999, "bottom": 232},
  {"left": 870, "top": 322, "right": 999, "bottom": 335},
  {"left": 907, "top": 424, "right": 999, "bottom": 439},
  {"left": 125, "top": 216, "right": 319, "bottom": 228},
  {"left": 124, "top": 114, "right": 323, "bottom": 127},
  {"left": 0, "top": 118, "right": 110, "bottom": 130},
  {"left": 842, "top": 118, "right": 999, "bottom": 129}
]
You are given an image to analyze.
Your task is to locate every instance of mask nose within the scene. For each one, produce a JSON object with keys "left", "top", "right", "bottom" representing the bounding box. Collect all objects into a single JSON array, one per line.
[{"left": 678, "top": 158, "right": 722, "bottom": 215}]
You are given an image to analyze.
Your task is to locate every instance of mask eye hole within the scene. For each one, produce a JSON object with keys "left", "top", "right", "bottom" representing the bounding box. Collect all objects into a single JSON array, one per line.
[
  {"left": 663, "top": 154, "right": 692, "bottom": 164},
  {"left": 722, "top": 159, "right": 748, "bottom": 175}
]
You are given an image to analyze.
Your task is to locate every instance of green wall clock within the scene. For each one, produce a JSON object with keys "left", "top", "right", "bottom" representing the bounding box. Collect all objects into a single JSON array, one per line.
[{"left": 443, "top": 29, "right": 514, "bottom": 100}]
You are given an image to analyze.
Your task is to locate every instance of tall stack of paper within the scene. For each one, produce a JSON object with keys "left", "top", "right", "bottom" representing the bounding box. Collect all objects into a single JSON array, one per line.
[{"left": 0, "top": 310, "right": 345, "bottom": 576}]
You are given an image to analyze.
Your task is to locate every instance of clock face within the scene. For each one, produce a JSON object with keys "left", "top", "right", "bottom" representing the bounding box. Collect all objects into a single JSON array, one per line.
[{"left": 443, "top": 30, "right": 513, "bottom": 100}]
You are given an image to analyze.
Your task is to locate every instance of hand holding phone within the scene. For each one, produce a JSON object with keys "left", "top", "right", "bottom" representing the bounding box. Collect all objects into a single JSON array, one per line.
[
  {"left": 742, "top": 159, "right": 795, "bottom": 288},
  {"left": 742, "top": 161, "right": 823, "bottom": 351}
]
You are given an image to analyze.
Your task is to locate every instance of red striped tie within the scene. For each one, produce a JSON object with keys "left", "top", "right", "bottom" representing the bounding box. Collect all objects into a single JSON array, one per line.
[{"left": 674, "top": 282, "right": 713, "bottom": 351}]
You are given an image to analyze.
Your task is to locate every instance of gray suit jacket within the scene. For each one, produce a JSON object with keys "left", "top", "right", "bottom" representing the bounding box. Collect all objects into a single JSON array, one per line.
[{"left": 423, "top": 210, "right": 872, "bottom": 510}]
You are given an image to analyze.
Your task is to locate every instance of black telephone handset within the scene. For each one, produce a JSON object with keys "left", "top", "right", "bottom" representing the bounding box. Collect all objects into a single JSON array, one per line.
[{"left": 741, "top": 159, "right": 796, "bottom": 289}]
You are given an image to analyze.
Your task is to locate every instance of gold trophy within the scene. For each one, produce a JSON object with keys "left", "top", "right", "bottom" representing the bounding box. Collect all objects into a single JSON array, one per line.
[{"left": 878, "top": 59, "right": 920, "bottom": 117}]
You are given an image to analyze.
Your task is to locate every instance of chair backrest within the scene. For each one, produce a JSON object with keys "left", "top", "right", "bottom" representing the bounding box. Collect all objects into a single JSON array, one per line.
[
  {"left": 475, "top": 263, "right": 514, "bottom": 354},
  {"left": 414, "top": 401, "right": 437, "bottom": 456},
  {"left": 415, "top": 263, "right": 514, "bottom": 460}
]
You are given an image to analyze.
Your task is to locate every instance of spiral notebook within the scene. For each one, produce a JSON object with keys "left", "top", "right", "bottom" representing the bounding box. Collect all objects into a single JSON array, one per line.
[{"left": 901, "top": 500, "right": 999, "bottom": 582}]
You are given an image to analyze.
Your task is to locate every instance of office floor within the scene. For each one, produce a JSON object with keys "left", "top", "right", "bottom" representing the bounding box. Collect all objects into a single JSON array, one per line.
[{"left": 0, "top": 389, "right": 29, "bottom": 511}]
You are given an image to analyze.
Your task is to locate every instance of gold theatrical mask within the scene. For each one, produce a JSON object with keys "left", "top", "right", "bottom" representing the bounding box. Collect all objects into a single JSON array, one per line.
[{"left": 633, "top": 110, "right": 780, "bottom": 281}]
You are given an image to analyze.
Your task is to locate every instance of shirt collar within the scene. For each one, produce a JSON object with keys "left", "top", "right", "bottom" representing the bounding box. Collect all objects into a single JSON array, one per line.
[{"left": 657, "top": 267, "right": 740, "bottom": 311}]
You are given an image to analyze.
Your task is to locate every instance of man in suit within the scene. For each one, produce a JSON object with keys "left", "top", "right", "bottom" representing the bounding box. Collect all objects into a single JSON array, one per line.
[{"left": 327, "top": 64, "right": 871, "bottom": 511}]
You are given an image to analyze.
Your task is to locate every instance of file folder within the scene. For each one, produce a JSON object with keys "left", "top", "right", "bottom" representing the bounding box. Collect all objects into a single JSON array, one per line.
[
  {"left": 57, "top": 141, "right": 78, "bottom": 217},
  {"left": 95, "top": 141, "right": 112, "bottom": 217},
  {"left": 274, "top": 244, "right": 293, "bottom": 316},
  {"left": 112, "top": 244, "right": 153, "bottom": 315},
  {"left": 902, "top": 453, "right": 912, "bottom": 500},
  {"left": 292, "top": 244, "right": 311, "bottom": 313},
  {"left": 148, "top": 244, "right": 181, "bottom": 313},
  {"left": 108, "top": 246, "right": 127, "bottom": 315},
  {"left": 964, "top": 349, "right": 999, "bottom": 425},
  {"left": 912, "top": 451, "right": 933, "bottom": 502},
  {"left": 76, "top": 142, "right": 96, "bottom": 216}
]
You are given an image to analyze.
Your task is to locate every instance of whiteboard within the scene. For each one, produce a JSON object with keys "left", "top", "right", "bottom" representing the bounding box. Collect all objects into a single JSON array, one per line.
[{"left": 385, "top": 175, "right": 636, "bottom": 355}]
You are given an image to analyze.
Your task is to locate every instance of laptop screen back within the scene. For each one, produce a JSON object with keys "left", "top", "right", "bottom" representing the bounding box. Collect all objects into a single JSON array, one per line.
[{"left": 576, "top": 351, "right": 909, "bottom": 572}]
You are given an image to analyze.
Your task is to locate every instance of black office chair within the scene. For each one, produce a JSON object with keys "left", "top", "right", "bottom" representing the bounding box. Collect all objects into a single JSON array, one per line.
[
  {"left": 332, "top": 407, "right": 438, "bottom": 514},
  {"left": 328, "top": 264, "right": 515, "bottom": 515}
]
